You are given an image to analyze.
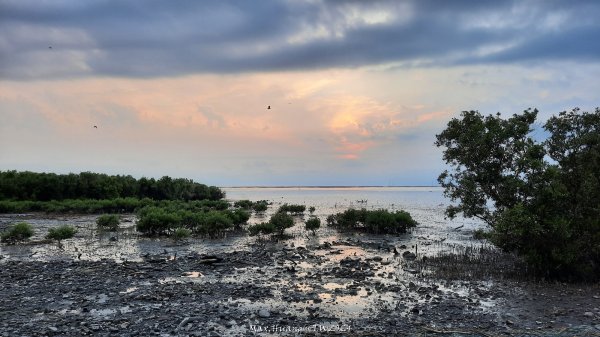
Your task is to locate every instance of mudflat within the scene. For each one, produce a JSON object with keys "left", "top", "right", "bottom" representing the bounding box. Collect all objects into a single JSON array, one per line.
[{"left": 1, "top": 222, "right": 599, "bottom": 336}]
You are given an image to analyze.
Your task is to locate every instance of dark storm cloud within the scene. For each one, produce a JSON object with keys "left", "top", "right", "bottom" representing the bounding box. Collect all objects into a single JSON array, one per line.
[{"left": 1, "top": 0, "right": 599, "bottom": 79}]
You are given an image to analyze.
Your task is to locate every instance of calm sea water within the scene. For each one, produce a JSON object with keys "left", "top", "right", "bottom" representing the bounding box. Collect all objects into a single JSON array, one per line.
[
  {"left": 223, "top": 186, "right": 445, "bottom": 210},
  {"left": 223, "top": 186, "right": 483, "bottom": 232}
]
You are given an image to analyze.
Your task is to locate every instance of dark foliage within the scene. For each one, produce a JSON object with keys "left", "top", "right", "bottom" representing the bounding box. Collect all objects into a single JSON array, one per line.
[
  {"left": 248, "top": 212, "right": 295, "bottom": 236},
  {"left": 0, "top": 198, "right": 229, "bottom": 215},
  {"left": 436, "top": 108, "right": 600, "bottom": 280},
  {"left": 96, "top": 214, "right": 120, "bottom": 231},
  {"left": 233, "top": 199, "right": 253, "bottom": 209},
  {"left": 252, "top": 200, "right": 269, "bottom": 213},
  {"left": 46, "top": 225, "right": 77, "bottom": 241},
  {"left": 305, "top": 217, "right": 321, "bottom": 234},
  {"left": 326, "top": 208, "right": 417, "bottom": 234},
  {"left": 247, "top": 222, "right": 276, "bottom": 236},
  {"left": 0, "top": 171, "right": 224, "bottom": 201},
  {"left": 277, "top": 203, "right": 306, "bottom": 214},
  {"left": 135, "top": 204, "right": 245, "bottom": 237},
  {"left": 1, "top": 222, "right": 34, "bottom": 243}
]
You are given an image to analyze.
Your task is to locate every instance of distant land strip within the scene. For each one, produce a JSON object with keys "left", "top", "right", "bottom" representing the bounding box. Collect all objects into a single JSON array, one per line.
[{"left": 222, "top": 185, "right": 441, "bottom": 188}]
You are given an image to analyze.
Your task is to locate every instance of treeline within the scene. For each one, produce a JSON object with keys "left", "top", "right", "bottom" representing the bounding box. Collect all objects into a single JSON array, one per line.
[{"left": 0, "top": 171, "right": 224, "bottom": 201}]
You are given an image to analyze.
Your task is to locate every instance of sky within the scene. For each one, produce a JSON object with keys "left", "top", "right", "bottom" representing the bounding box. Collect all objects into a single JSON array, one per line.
[{"left": 1, "top": 0, "right": 600, "bottom": 186}]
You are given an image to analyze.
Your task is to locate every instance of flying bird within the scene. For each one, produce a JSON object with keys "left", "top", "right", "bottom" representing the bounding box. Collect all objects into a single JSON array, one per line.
[
  {"left": 267, "top": 105, "right": 271, "bottom": 110},
  {"left": 93, "top": 125, "right": 97, "bottom": 128}
]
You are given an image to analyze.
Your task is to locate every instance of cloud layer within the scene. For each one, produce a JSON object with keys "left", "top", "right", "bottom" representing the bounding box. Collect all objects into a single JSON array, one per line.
[
  {"left": 2, "top": 0, "right": 600, "bottom": 79},
  {"left": 2, "top": 0, "right": 600, "bottom": 186}
]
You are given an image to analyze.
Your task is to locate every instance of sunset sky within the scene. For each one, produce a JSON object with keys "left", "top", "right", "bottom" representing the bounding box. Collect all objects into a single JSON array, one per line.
[{"left": 1, "top": 0, "right": 600, "bottom": 186}]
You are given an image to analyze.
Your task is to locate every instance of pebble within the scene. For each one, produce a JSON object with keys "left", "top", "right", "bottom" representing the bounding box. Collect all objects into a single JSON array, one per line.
[{"left": 258, "top": 309, "right": 271, "bottom": 318}]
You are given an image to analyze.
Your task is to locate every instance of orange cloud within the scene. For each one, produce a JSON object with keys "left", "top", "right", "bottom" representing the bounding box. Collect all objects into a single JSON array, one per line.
[
  {"left": 0, "top": 69, "right": 455, "bottom": 167},
  {"left": 416, "top": 110, "right": 450, "bottom": 123},
  {"left": 337, "top": 153, "right": 359, "bottom": 160}
]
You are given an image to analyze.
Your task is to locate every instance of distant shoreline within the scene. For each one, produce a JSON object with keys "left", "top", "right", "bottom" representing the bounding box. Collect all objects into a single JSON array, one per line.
[{"left": 222, "top": 185, "right": 442, "bottom": 188}]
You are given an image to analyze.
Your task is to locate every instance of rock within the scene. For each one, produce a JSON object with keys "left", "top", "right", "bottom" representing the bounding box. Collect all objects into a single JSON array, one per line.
[
  {"left": 402, "top": 251, "right": 416, "bottom": 260},
  {"left": 258, "top": 309, "right": 270, "bottom": 318},
  {"left": 177, "top": 317, "right": 191, "bottom": 330},
  {"left": 48, "top": 326, "right": 58, "bottom": 332},
  {"left": 584, "top": 312, "right": 595, "bottom": 317}
]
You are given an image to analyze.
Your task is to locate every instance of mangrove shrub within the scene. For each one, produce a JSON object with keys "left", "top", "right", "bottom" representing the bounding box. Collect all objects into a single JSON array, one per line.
[
  {"left": 46, "top": 225, "right": 77, "bottom": 241},
  {"left": 96, "top": 214, "right": 120, "bottom": 231},
  {"left": 326, "top": 208, "right": 417, "bottom": 234},
  {"left": 278, "top": 204, "right": 306, "bottom": 214},
  {"left": 248, "top": 212, "right": 295, "bottom": 236},
  {"left": 436, "top": 108, "right": 600, "bottom": 280},
  {"left": 305, "top": 217, "right": 321, "bottom": 234},
  {"left": 1, "top": 222, "right": 34, "bottom": 243}
]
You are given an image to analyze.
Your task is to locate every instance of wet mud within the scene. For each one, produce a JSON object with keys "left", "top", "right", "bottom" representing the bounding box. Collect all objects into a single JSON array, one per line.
[{"left": 1, "top": 197, "right": 600, "bottom": 336}]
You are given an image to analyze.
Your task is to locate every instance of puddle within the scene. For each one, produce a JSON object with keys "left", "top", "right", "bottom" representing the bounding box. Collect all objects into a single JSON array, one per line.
[
  {"left": 119, "top": 287, "right": 138, "bottom": 294},
  {"left": 96, "top": 293, "right": 108, "bottom": 304},
  {"left": 90, "top": 308, "right": 116, "bottom": 318},
  {"left": 323, "top": 282, "right": 345, "bottom": 291},
  {"left": 183, "top": 271, "right": 203, "bottom": 278}
]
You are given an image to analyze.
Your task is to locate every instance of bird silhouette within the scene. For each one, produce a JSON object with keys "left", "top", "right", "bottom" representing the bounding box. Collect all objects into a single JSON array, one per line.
[
  {"left": 48, "top": 46, "right": 52, "bottom": 49},
  {"left": 267, "top": 105, "right": 271, "bottom": 109},
  {"left": 93, "top": 125, "right": 97, "bottom": 128}
]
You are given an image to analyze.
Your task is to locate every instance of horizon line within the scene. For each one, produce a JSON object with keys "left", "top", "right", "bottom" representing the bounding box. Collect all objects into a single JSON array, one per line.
[{"left": 221, "top": 185, "right": 442, "bottom": 188}]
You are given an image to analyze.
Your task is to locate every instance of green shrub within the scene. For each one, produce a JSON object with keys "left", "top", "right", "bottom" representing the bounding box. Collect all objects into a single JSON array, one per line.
[
  {"left": 179, "top": 211, "right": 205, "bottom": 228},
  {"left": 0, "top": 198, "right": 142, "bottom": 214},
  {"left": 308, "top": 206, "right": 316, "bottom": 214},
  {"left": 46, "top": 225, "right": 77, "bottom": 241},
  {"left": 248, "top": 212, "right": 295, "bottom": 236},
  {"left": 365, "top": 209, "right": 417, "bottom": 234},
  {"left": 248, "top": 221, "right": 276, "bottom": 236},
  {"left": 278, "top": 203, "right": 306, "bottom": 214},
  {"left": 204, "top": 199, "right": 230, "bottom": 210},
  {"left": 327, "top": 208, "right": 367, "bottom": 228},
  {"left": 196, "top": 211, "right": 233, "bottom": 237},
  {"left": 473, "top": 229, "right": 489, "bottom": 240},
  {"left": 233, "top": 199, "right": 253, "bottom": 209},
  {"left": 1, "top": 222, "right": 34, "bottom": 242},
  {"left": 136, "top": 207, "right": 181, "bottom": 235},
  {"left": 226, "top": 209, "right": 250, "bottom": 226},
  {"left": 327, "top": 208, "right": 417, "bottom": 234},
  {"left": 172, "top": 227, "right": 192, "bottom": 240},
  {"left": 269, "top": 212, "right": 294, "bottom": 235},
  {"left": 136, "top": 205, "right": 240, "bottom": 237},
  {"left": 96, "top": 214, "right": 120, "bottom": 231},
  {"left": 252, "top": 200, "right": 268, "bottom": 213},
  {"left": 305, "top": 217, "right": 320, "bottom": 234},
  {"left": 0, "top": 197, "right": 233, "bottom": 215}
]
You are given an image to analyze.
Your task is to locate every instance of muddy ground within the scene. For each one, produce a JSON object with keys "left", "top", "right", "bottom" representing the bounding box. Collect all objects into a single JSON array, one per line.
[{"left": 1, "top": 213, "right": 600, "bottom": 337}]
